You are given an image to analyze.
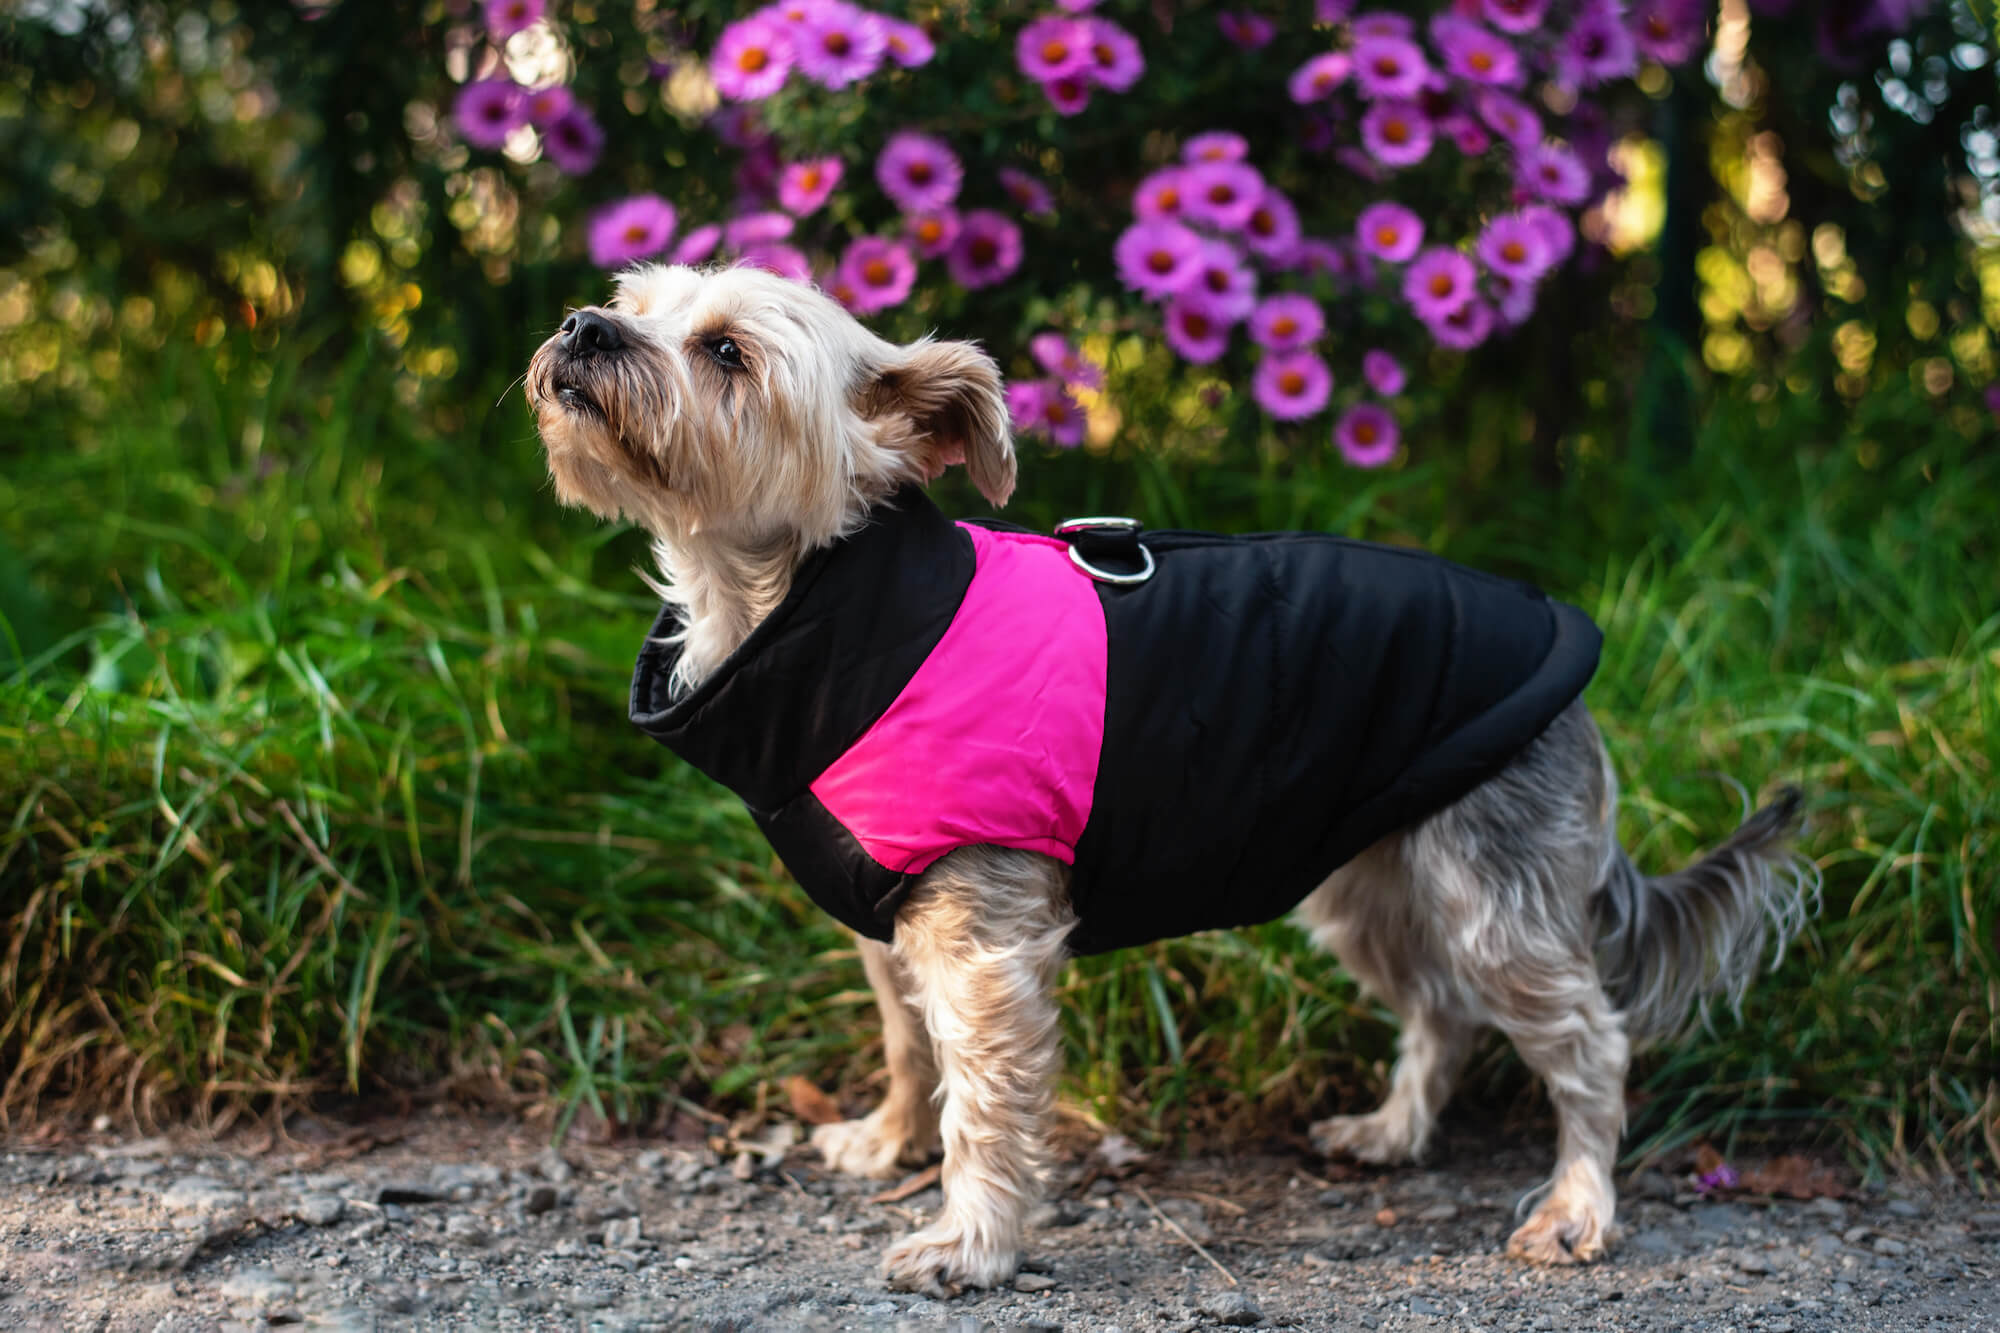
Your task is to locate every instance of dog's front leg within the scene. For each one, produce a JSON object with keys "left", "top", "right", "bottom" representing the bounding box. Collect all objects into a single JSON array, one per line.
[
  {"left": 813, "top": 936, "right": 940, "bottom": 1178},
  {"left": 879, "top": 847, "right": 1073, "bottom": 1296}
]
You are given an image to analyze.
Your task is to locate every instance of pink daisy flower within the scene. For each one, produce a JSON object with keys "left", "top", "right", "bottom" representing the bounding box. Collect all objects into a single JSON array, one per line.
[
  {"left": 1163, "top": 302, "right": 1230, "bottom": 364},
  {"left": 1490, "top": 272, "right": 1540, "bottom": 327},
  {"left": 1082, "top": 18, "right": 1146, "bottom": 91},
  {"left": 587, "top": 195, "right": 677, "bottom": 269},
  {"left": 1559, "top": 8, "right": 1639, "bottom": 87},
  {"left": 1443, "top": 113, "right": 1493, "bottom": 156},
  {"left": 1480, "top": 0, "right": 1548, "bottom": 35},
  {"left": 796, "top": 2, "right": 887, "bottom": 89},
  {"left": 840, "top": 236, "right": 917, "bottom": 314},
  {"left": 1182, "top": 161, "right": 1265, "bottom": 230},
  {"left": 1183, "top": 240, "right": 1259, "bottom": 323},
  {"left": 520, "top": 85, "right": 572, "bottom": 128},
  {"left": 669, "top": 223, "right": 723, "bottom": 266},
  {"left": 1426, "top": 296, "right": 1495, "bottom": 350},
  {"left": 1477, "top": 212, "right": 1553, "bottom": 281},
  {"left": 1432, "top": 16, "right": 1523, "bottom": 86},
  {"left": 1243, "top": 189, "right": 1303, "bottom": 265},
  {"left": 1629, "top": 0, "right": 1706, "bottom": 64},
  {"left": 1351, "top": 12, "right": 1416, "bottom": 39},
  {"left": 905, "top": 208, "right": 961, "bottom": 258},
  {"left": 740, "top": 243, "right": 812, "bottom": 283},
  {"left": 1115, "top": 220, "right": 1204, "bottom": 299},
  {"left": 1355, "top": 201, "right": 1424, "bottom": 262},
  {"left": 877, "top": 131, "right": 962, "bottom": 213},
  {"left": 1363, "top": 348, "right": 1406, "bottom": 395},
  {"left": 1475, "top": 89, "right": 1543, "bottom": 147},
  {"left": 882, "top": 18, "right": 936, "bottom": 68},
  {"left": 1403, "top": 246, "right": 1478, "bottom": 321},
  {"left": 1218, "top": 12, "right": 1276, "bottom": 48},
  {"left": 1316, "top": 0, "right": 1357, "bottom": 19},
  {"left": 778, "top": 157, "right": 844, "bottom": 215},
  {"left": 726, "top": 210, "right": 795, "bottom": 248},
  {"left": 453, "top": 80, "right": 525, "bottom": 150},
  {"left": 1035, "top": 383, "right": 1089, "bottom": 446},
  {"left": 1018, "top": 15, "right": 1093, "bottom": 81},
  {"left": 1295, "top": 237, "right": 1360, "bottom": 283},
  {"left": 1253, "top": 350, "right": 1334, "bottom": 420},
  {"left": 1006, "top": 380, "right": 1052, "bottom": 435},
  {"left": 1030, "top": 333, "right": 1106, "bottom": 390},
  {"left": 1352, "top": 34, "right": 1430, "bottom": 97},
  {"left": 1042, "top": 73, "right": 1093, "bottom": 115},
  {"left": 485, "top": 0, "right": 543, "bottom": 41},
  {"left": 947, "top": 210, "right": 1023, "bottom": 288},
  {"left": 1000, "top": 167, "right": 1055, "bottom": 216},
  {"left": 1519, "top": 142, "right": 1591, "bottom": 204},
  {"left": 543, "top": 107, "right": 604, "bottom": 174},
  {"left": 1289, "top": 51, "right": 1353, "bottom": 102},
  {"left": 1133, "top": 167, "right": 1190, "bottom": 222},
  {"left": 1361, "top": 101, "right": 1434, "bottom": 168},
  {"left": 1184, "top": 131, "right": 1251, "bottom": 165},
  {"left": 1520, "top": 203, "right": 1577, "bottom": 266},
  {"left": 1249, "top": 294, "right": 1326, "bottom": 351},
  {"left": 712, "top": 17, "right": 795, "bottom": 101},
  {"left": 1335, "top": 404, "right": 1400, "bottom": 467}
]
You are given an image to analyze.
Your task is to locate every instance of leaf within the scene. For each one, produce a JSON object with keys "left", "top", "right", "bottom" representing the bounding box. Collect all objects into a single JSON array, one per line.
[
  {"left": 783, "top": 1075, "right": 843, "bottom": 1126},
  {"left": 1739, "top": 1155, "right": 1845, "bottom": 1200},
  {"left": 868, "top": 1164, "right": 941, "bottom": 1204}
]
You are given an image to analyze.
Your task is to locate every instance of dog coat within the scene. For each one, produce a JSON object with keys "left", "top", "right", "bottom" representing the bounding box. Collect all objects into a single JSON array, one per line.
[{"left": 630, "top": 487, "right": 1602, "bottom": 955}]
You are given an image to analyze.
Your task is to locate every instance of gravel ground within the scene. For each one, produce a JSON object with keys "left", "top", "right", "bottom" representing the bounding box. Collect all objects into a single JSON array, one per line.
[{"left": 2, "top": 1111, "right": 1995, "bottom": 1332}]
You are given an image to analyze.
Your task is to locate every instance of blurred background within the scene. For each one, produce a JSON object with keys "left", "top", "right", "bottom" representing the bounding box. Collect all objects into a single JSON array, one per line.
[{"left": 1, "top": 0, "right": 1995, "bottom": 1175}]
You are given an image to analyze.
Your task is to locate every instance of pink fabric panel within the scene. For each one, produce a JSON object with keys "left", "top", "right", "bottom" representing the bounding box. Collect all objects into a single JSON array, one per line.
[{"left": 808, "top": 524, "right": 1107, "bottom": 874}]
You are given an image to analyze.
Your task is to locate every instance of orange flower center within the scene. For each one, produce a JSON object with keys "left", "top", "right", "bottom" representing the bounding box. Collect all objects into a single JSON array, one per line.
[
  {"left": 1271, "top": 315, "right": 1297, "bottom": 337},
  {"left": 1279, "top": 370, "right": 1306, "bottom": 395},
  {"left": 1042, "top": 39, "right": 1070, "bottom": 64},
  {"left": 1208, "top": 184, "right": 1237, "bottom": 204},
  {"left": 1373, "top": 55, "right": 1400, "bottom": 76},
  {"left": 1182, "top": 312, "right": 1211, "bottom": 336},
  {"left": 1094, "top": 42, "right": 1114, "bottom": 65},
  {"left": 1146, "top": 250, "right": 1178, "bottom": 274},
  {"left": 1205, "top": 270, "right": 1230, "bottom": 293},
  {"left": 1429, "top": 273, "right": 1455, "bottom": 297},
  {"left": 1470, "top": 50, "right": 1494, "bottom": 71},
  {"left": 824, "top": 31, "right": 851, "bottom": 55},
  {"left": 799, "top": 167, "right": 821, "bottom": 190},
  {"left": 1157, "top": 187, "right": 1181, "bottom": 210},
  {"left": 863, "top": 258, "right": 893, "bottom": 285},
  {"left": 1353, "top": 421, "right": 1378, "bottom": 444},
  {"left": 1383, "top": 118, "right": 1409, "bottom": 145},
  {"left": 624, "top": 224, "right": 649, "bottom": 243},
  {"left": 1250, "top": 208, "right": 1274, "bottom": 236},
  {"left": 1502, "top": 240, "right": 1526, "bottom": 263},
  {"left": 917, "top": 220, "right": 942, "bottom": 243},
  {"left": 739, "top": 47, "right": 768, "bottom": 72},
  {"left": 970, "top": 237, "right": 998, "bottom": 264},
  {"left": 1375, "top": 225, "right": 1400, "bottom": 248},
  {"left": 907, "top": 161, "right": 934, "bottom": 184}
]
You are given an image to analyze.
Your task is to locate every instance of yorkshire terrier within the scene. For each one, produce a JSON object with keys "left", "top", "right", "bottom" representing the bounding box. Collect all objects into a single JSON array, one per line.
[{"left": 527, "top": 263, "right": 1812, "bottom": 1295}]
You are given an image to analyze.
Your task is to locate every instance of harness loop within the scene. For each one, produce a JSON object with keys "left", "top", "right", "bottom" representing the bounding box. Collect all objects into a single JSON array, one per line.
[{"left": 1055, "top": 515, "right": 1156, "bottom": 586}]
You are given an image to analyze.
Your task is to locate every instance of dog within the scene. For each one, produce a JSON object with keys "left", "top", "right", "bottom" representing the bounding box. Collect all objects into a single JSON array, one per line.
[{"left": 526, "top": 263, "right": 1814, "bottom": 1295}]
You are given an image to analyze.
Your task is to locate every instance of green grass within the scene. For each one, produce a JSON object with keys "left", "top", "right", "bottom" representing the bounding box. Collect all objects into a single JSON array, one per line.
[{"left": 1, "top": 339, "right": 1994, "bottom": 1183}]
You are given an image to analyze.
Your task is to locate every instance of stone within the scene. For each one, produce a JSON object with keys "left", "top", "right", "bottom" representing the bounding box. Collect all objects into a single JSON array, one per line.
[
  {"left": 1735, "top": 1250, "right": 1773, "bottom": 1275},
  {"left": 1410, "top": 1295, "right": 1447, "bottom": 1316},
  {"left": 1014, "top": 1271, "right": 1058, "bottom": 1293},
  {"left": 294, "top": 1193, "right": 344, "bottom": 1227},
  {"left": 444, "top": 1213, "right": 488, "bottom": 1245},
  {"left": 160, "top": 1176, "right": 244, "bottom": 1216},
  {"left": 1885, "top": 1198, "right": 1926, "bottom": 1219},
  {"left": 1195, "top": 1289, "right": 1265, "bottom": 1326},
  {"left": 375, "top": 1182, "right": 444, "bottom": 1206},
  {"left": 524, "top": 1184, "right": 559, "bottom": 1214},
  {"left": 1871, "top": 1236, "right": 1908, "bottom": 1258},
  {"left": 604, "top": 1216, "right": 643, "bottom": 1249},
  {"left": 1415, "top": 1202, "right": 1459, "bottom": 1223},
  {"left": 218, "top": 1266, "right": 293, "bottom": 1307},
  {"left": 536, "top": 1146, "right": 575, "bottom": 1184}
]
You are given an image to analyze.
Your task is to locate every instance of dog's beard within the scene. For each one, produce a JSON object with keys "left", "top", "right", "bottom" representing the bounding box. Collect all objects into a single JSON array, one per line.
[{"left": 527, "top": 339, "right": 679, "bottom": 514}]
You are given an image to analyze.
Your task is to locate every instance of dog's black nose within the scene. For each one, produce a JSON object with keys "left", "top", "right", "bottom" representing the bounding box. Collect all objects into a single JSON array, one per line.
[{"left": 561, "top": 309, "right": 623, "bottom": 353}]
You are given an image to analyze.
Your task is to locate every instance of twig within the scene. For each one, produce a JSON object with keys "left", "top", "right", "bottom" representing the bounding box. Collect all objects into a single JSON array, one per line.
[
  {"left": 1133, "top": 1183, "right": 1238, "bottom": 1287},
  {"left": 869, "top": 1163, "right": 942, "bottom": 1204}
]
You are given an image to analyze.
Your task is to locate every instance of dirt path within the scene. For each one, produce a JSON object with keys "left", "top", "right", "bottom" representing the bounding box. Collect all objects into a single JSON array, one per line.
[{"left": 1, "top": 1112, "right": 1994, "bottom": 1332}]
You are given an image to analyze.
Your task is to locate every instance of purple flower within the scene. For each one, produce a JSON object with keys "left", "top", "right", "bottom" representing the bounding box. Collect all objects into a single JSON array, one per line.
[
  {"left": 1018, "top": 15, "right": 1093, "bottom": 81},
  {"left": 1115, "top": 220, "right": 1204, "bottom": 299},
  {"left": 1249, "top": 294, "right": 1325, "bottom": 351},
  {"left": 1425, "top": 296, "right": 1495, "bottom": 349},
  {"left": 1243, "top": 189, "right": 1303, "bottom": 264},
  {"left": 1289, "top": 52, "right": 1353, "bottom": 102},
  {"left": 1476, "top": 89, "right": 1543, "bottom": 147},
  {"left": 1007, "top": 380, "right": 1052, "bottom": 436},
  {"left": 906, "top": 208, "right": 961, "bottom": 258},
  {"left": 1351, "top": 12, "right": 1416, "bottom": 39},
  {"left": 796, "top": 2, "right": 887, "bottom": 89},
  {"left": 1000, "top": 167, "right": 1055, "bottom": 217},
  {"left": 588, "top": 195, "right": 677, "bottom": 269},
  {"left": 1335, "top": 404, "right": 1399, "bottom": 467},
  {"left": 1182, "top": 161, "right": 1265, "bottom": 230},
  {"left": 1133, "top": 167, "right": 1190, "bottom": 222},
  {"left": 1629, "top": 0, "right": 1706, "bottom": 64},
  {"left": 877, "top": 131, "right": 963, "bottom": 213},
  {"left": 1185, "top": 131, "right": 1251, "bottom": 165},
  {"left": 1491, "top": 272, "right": 1540, "bottom": 326},
  {"left": 1352, "top": 34, "right": 1430, "bottom": 97},
  {"left": 1361, "top": 101, "right": 1434, "bottom": 168},
  {"left": 453, "top": 79, "right": 525, "bottom": 150},
  {"left": 1520, "top": 142, "right": 1591, "bottom": 204},
  {"left": 1481, "top": 0, "right": 1548, "bottom": 34},
  {"left": 1444, "top": 113, "right": 1493, "bottom": 156},
  {"left": 1477, "top": 211, "right": 1553, "bottom": 281},
  {"left": 1163, "top": 302, "right": 1230, "bottom": 363},
  {"left": 1055, "top": 0, "right": 1101, "bottom": 10},
  {"left": 521, "top": 84, "right": 572, "bottom": 127},
  {"left": 726, "top": 210, "right": 795, "bottom": 248},
  {"left": 670, "top": 223, "right": 723, "bottom": 266},
  {"left": 1559, "top": 7, "right": 1639, "bottom": 87},
  {"left": 1218, "top": 11, "right": 1276, "bottom": 48},
  {"left": 1521, "top": 203, "right": 1577, "bottom": 267},
  {"left": 1316, "top": 0, "right": 1357, "bottom": 19},
  {"left": 1042, "top": 73, "right": 1094, "bottom": 115},
  {"left": 840, "top": 236, "right": 917, "bottom": 314},
  {"left": 882, "top": 18, "right": 936, "bottom": 68},
  {"left": 1031, "top": 333, "right": 1106, "bottom": 389},
  {"left": 708, "top": 106, "right": 767, "bottom": 150},
  {"left": 1355, "top": 201, "right": 1424, "bottom": 262},
  {"left": 712, "top": 17, "right": 795, "bottom": 101},
  {"left": 1432, "top": 16, "right": 1524, "bottom": 86},
  {"left": 1033, "top": 382, "right": 1089, "bottom": 446},
  {"left": 1295, "top": 237, "right": 1360, "bottom": 284},
  {"left": 1694, "top": 1162, "right": 1740, "bottom": 1195},
  {"left": 1984, "top": 382, "right": 2000, "bottom": 419},
  {"left": 778, "top": 157, "right": 843, "bottom": 215},
  {"left": 1254, "top": 350, "right": 1333, "bottom": 420},
  {"left": 947, "top": 210, "right": 1023, "bottom": 288},
  {"left": 740, "top": 243, "right": 812, "bottom": 283},
  {"left": 1082, "top": 18, "right": 1146, "bottom": 91},
  {"left": 1183, "top": 240, "right": 1259, "bottom": 323},
  {"left": 543, "top": 107, "right": 603, "bottom": 174},
  {"left": 1363, "top": 348, "right": 1406, "bottom": 395},
  {"left": 485, "top": 0, "right": 544, "bottom": 41},
  {"left": 1403, "top": 246, "right": 1478, "bottom": 321}
]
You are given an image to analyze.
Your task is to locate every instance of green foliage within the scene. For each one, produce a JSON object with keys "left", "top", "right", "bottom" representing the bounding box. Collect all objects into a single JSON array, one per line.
[{"left": 2, "top": 345, "right": 1992, "bottom": 1176}]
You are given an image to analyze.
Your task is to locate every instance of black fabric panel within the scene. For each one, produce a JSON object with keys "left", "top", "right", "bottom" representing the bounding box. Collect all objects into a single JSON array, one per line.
[{"left": 752, "top": 791, "right": 908, "bottom": 942}]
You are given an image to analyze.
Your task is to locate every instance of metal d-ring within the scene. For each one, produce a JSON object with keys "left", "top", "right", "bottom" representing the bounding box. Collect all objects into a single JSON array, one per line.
[{"left": 1054, "top": 515, "right": 1156, "bottom": 586}]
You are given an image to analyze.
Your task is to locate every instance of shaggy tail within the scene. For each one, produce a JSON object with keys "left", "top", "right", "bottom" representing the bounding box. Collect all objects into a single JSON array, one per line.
[{"left": 1593, "top": 787, "right": 1819, "bottom": 1048}]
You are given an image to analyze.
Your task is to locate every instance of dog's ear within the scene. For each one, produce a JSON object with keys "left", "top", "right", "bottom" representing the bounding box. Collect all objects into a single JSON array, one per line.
[{"left": 867, "top": 339, "right": 1016, "bottom": 507}]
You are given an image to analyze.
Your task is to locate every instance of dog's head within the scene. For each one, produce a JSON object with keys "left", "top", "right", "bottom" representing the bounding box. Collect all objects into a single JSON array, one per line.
[{"left": 526, "top": 264, "right": 1014, "bottom": 548}]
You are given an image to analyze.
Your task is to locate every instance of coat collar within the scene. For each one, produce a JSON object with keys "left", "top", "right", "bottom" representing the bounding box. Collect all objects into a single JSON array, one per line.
[{"left": 629, "top": 486, "right": 977, "bottom": 811}]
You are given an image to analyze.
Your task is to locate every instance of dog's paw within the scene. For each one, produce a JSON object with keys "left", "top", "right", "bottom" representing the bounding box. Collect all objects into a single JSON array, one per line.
[
  {"left": 1505, "top": 1200, "right": 1617, "bottom": 1265},
  {"left": 812, "top": 1110, "right": 930, "bottom": 1180},
  {"left": 1309, "top": 1112, "right": 1419, "bottom": 1165},
  {"left": 882, "top": 1221, "right": 1017, "bottom": 1297}
]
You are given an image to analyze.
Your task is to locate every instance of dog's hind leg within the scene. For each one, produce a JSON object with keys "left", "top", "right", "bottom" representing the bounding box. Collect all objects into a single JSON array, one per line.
[
  {"left": 879, "top": 846, "right": 1074, "bottom": 1295},
  {"left": 812, "top": 936, "right": 941, "bottom": 1179}
]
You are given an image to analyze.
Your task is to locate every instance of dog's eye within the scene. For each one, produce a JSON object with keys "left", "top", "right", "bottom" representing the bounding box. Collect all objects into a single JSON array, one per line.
[{"left": 707, "top": 337, "right": 744, "bottom": 369}]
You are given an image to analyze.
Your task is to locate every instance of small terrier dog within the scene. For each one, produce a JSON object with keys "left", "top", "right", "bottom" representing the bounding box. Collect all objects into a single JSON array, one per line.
[{"left": 527, "top": 264, "right": 1813, "bottom": 1295}]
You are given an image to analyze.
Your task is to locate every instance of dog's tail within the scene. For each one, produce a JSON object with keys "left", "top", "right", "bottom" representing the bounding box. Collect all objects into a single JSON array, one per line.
[{"left": 1592, "top": 787, "right": 1818, "bottom": 1049}]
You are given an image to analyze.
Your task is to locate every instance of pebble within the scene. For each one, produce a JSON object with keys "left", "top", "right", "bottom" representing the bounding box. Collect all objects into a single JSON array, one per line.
[
  {"left": 1886, "top": 1198, "right": 1927, "bottom": 1219},
  {"left": 536, "top": 1146, "right": 575, "bottom": 1184},
  {"left": 1014, "top": 1271, "right": 1059, "bottom": 1293},
  {"left": 1414, "top": 1202, "right": 1459, "bottom": 1223},
  {"left": 1872, "top": 1236, "right": 1909, "bottom": 1258},
  {"left": 294, "top": 1193, "right": 344, "bottom": 1226},
  {"left": 375, "top": 1182, "right": 444, "bottom": 1206},
  {"left": 604, "top": 1216, "right": 643, "bottom": 1249},
  {"left": 1196, "top": 1289, "right": 1265, "bottom": 1326},
  {"left": 218, "top": 1266, "right": 293, "bottom": 1307},
  {"left": 160, "top": 1176, "right": 245, "bottom": 1216},
  {"left": 1735, "top": 1249, "right": 1774, "bottom": 1275},
  {"left": 1410, "top": 1295, "right": 1447, "bottom": 1315},
  {"left": 444, "top": 1212, "right": 488, "bottom": 1245}
]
